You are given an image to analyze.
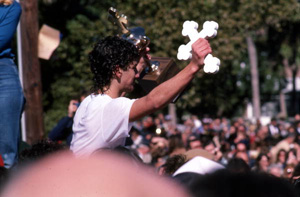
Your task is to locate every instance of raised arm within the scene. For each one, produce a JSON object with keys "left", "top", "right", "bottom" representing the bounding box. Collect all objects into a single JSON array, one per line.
[{"left": 129, "top": 38, "right": 212, "bottom": 122}]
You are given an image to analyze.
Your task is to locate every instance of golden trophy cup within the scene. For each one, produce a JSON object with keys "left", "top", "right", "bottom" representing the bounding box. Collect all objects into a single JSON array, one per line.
[{"left": 108, "top": 8, "right": 180, "bottom": 100}]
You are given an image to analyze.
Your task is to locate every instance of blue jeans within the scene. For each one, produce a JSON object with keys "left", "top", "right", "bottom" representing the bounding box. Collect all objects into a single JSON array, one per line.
[{"left": 0, "top": 58, "right": 25, "bottom": 168}]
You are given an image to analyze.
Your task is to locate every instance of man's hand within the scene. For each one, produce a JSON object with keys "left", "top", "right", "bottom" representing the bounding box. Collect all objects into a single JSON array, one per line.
[
  {"left": 136, "top": 47, "right": 151, "bottom": 75},
  {"left": 140, "top": 47, "right": 151, "bottom": 60},
  {"left": 190, "top": 38, "right": 212, "bottom": 68}
]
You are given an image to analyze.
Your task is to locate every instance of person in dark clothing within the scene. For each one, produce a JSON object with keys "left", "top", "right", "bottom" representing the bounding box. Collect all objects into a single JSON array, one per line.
[
  {"left": 48, "top": 116, "right": 74, "bottom": 146},
  {"left": 48, "top": 92, "right": 87, "bottom": 145}
]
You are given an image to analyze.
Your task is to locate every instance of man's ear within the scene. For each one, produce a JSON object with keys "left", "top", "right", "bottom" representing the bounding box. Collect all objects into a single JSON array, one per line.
[{"left": 114, "top": 65, "right": 122, "bottom": 78}]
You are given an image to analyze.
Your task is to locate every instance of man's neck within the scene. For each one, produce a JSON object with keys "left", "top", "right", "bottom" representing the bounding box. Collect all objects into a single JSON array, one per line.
[{"left": 101, "top": 87, "right": 123, "bottom": 99}]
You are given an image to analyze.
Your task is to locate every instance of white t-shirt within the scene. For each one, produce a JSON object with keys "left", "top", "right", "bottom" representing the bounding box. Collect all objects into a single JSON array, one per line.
[{"left": 70, "top": 94, "right": 136, "bottom": 156}]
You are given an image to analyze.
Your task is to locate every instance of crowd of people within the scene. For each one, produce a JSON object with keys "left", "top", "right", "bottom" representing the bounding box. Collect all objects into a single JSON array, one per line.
[
  {"left": 2, "top": 113, "right": 300, "bottom": 196},
  {"left": 126, "top": 113, "right": 300, "bottom": 176}
]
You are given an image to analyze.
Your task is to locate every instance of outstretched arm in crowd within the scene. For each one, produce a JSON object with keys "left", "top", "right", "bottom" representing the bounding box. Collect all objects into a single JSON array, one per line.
[{"left": 129, "top": 38, "right": 211, "bottom": 122}]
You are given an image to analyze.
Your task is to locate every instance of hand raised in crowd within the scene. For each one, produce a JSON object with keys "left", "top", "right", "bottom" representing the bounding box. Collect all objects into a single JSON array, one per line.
[
  {"left": 68, "top": 100, "right": 79, "bottom": 117},
  {"left": 141, "top": 46, "right": 151, "bottom": 60},
  {"left": 191, "top": 38, "right": 212, "bottom": 68},
  {"left": 136, "top": 47, "right": 151, "bottom": 75}
]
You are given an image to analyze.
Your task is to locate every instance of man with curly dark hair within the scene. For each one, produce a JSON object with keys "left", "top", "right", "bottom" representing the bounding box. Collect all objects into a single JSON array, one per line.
[{"left": 70, "top": 36, "right": 212, "bottom": 156}]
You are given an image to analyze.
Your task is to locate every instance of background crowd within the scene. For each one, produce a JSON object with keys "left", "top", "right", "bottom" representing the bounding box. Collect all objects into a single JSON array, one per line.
[
  {"left": 126, "top": 113, "right": 300, "bottom": 177},
  {"left": 2, "top": 111, "right": 300, "bottom": 196}
]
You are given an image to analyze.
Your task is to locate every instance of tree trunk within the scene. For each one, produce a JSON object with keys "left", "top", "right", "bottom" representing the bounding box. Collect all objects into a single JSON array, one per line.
[
  {"left": 247, "top": 35, "right": 261, "bottom": 119},
  {"left": 19, "top": 0, "right": 44, "bottom": 144}
]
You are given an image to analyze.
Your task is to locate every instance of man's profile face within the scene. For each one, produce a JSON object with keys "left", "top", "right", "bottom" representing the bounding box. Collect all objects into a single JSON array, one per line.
[
  {"left": 122, "top": 49, "right": 149, "bottom": 93},
  {"left": 120, "top": 61, "right": 139, "bottom": 93}
]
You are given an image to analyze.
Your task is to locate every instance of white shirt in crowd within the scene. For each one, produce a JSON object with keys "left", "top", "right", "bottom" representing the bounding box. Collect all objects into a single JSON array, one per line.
[{"left": 70, "top": 94, "right": 135, "bottom": 156}]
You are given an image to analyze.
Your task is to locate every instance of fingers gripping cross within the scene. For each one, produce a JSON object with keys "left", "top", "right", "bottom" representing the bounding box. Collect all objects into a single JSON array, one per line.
[{"left": 177, "top": 21, "right": 220, "bottom": 73}]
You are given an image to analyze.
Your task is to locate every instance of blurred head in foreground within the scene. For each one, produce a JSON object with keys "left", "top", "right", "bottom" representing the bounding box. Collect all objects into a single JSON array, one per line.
[{"left": 1, "top": 151, "right": 188, "bottom": 197}]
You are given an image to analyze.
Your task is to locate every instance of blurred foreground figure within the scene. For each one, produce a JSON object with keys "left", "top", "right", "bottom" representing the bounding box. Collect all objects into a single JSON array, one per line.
[{"left": 1, "top": 151, "right": 188, "bottom": 197}]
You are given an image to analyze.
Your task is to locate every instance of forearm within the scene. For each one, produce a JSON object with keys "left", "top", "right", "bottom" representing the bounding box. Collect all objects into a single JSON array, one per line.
[
  {"left": 130, "top": 62, "right": 199, "bottom": 122},
  {"left": 146, "top": 62, "right": 199, "bottom": 108},
  {"left": 129, "top": 38, "right": 211, "bottom": 122}
]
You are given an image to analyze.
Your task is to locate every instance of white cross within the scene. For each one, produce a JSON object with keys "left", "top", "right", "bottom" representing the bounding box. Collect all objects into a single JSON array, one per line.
[{"left": 177, "top": 21, "right": 220, "bottom": 73}]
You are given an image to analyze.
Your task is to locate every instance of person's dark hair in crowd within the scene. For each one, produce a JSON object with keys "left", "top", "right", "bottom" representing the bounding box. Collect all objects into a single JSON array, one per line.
[
  {"left": 227, "top": 158, "right": 250, "bottom": 174},
  {"left": 162, "top": 154, "right": 187, "bottom": 176},
  {"left": 200, "top": 133, "right": 213, "bottom": 146},
  {"left": 233, "top": 150, "right": 251, "bottom": 166},
  {"left": 291, "top": 163, "right": 300, "bottom": 196},
  {"left": 168, "top": 135, "right": 186, "bottom": 156},
  {"left": 186, "top": 134, "right": 202, "bottom": 150},
  {"left": 188, "top": 169, "right": 297, "bottom": 197},
  {"left": 276, "top": 149, "right": 287, "bottom": 167},
  {"left": 18, "top": 139, "right": 67, "bottom": 166},
  {"left": 203, "top": 139, "right": 216, "bottom": 153},
  {"left": 252, "top": 153, "right": 270, "bottom": 173}
]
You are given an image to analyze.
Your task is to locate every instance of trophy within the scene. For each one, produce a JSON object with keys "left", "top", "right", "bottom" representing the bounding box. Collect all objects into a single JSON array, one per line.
[{"left": 108, "top": 8, "right": 180, "bottom": 98}]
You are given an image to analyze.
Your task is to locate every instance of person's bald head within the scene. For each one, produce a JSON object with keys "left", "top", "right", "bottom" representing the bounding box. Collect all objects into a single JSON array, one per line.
[{"left": 2, "top": 151, "right": 188, "bottom": 197}]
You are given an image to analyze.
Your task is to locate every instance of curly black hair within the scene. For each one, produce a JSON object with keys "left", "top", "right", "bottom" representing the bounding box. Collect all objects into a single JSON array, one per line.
[
  {"left": 89, "top": 36, "right": 140, "bottom": 94},
  {"left": 18, "top": 139, "right": 67, "bottom": 165},
  {"left": 163, "top": 154, "right": 187, "bottom": 175}
]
